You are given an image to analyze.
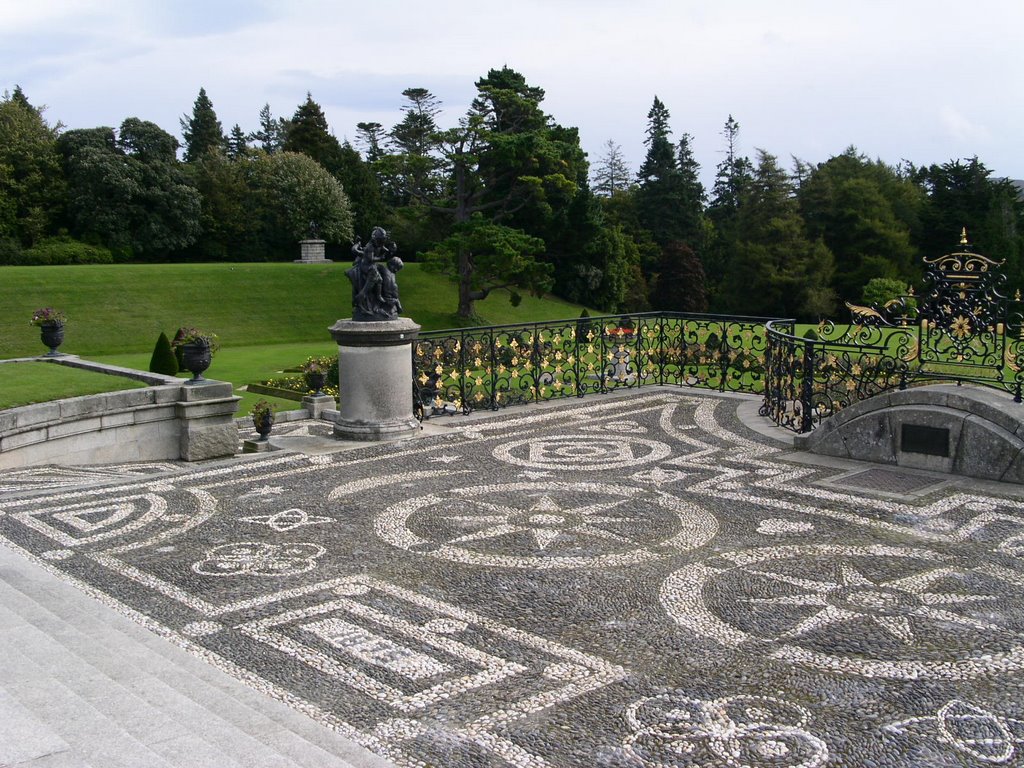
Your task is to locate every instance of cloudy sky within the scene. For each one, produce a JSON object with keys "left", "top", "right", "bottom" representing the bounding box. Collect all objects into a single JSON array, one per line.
[{"left": 3, "top": 0, "right": 1021, "bottom": 188}]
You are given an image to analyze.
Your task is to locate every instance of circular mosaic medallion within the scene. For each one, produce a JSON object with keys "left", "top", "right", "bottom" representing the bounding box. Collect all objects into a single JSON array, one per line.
[
  {"left": 661, "top": 544, "right": 1024, "bottom": 680},
  {"left": 376, "top": 481, "right": 716, "bottom": 569},
  {"left": 493, "top": 434, "right": 671, "bottom": 471}
]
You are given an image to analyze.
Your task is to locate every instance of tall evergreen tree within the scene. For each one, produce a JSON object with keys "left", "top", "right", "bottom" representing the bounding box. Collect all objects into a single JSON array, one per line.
[
  {"left": 385, "top": 87, "right": 443, "bottom": 204},
  {"left": 283, "top": 93, "right": 341, "bottom": 169},
  {"left": 180, "top": 87, "right": 225, "bottom": 162},
  {"left": 355, "top": 122, "right": 386, "bottom": 162},
  {"left": 706, "top": 115, "right": 754, "bottom": 308},
  {"left": 637, "top": 97, "right": 675, "bottom": 185},
  {"left": 634, "top": 97, "right": 703, "bottom": 248},
  {"left": 423, "top": 66, "right": 582, "bottom": 318},
  {"left": 226, "top": 124, "right": 249, "bottom": 160},
  {"left": 390, "top": 88, "right": 442, "bottom": 156},
  {"left": 719, "top": 150, "right": 835, "bottom": 319},
  {"left": 798, "top": 148, "right": 921, "bottom": 303},
  {"left": 592, "top": 140, "right": 632, "bottom": 196},
  {"left": 251, "top": 103, "right": 285, "bottom": 154}
]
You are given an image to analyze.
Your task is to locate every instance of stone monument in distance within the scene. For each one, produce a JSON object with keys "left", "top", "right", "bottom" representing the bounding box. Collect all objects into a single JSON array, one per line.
[
  {"left": 329, "top": 227, "right": 420, "bottom": 441},
  {"left": 294, "top": 220, "right": 331, "bottom": 263}
]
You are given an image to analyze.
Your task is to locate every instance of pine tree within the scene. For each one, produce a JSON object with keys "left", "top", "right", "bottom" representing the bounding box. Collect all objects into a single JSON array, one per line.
[
  {"left": 592, "top": 140, "right": 632, "bottom": 196},
  {"left": 634, "top": 97, "right": 703, "bottom": 249},
  {"left": 251, "top": 103, "right": 285, "bottom": 154},
  {"left": 283, "top": 94, "right": 340, "bottom": 169},
  {"left": 180, "top": 87, "right": 225, "bottom": 162},
  {"left": 355, "top": 122, "right": 386, "bottom": 162},
  {"left": 391, "top": 88, "right": 442, "bottom": 156},
  {"left": 705, "top": 115, "right": 754, "bottom": 307},
  {"left": 718, "top": 150, "right": 836, "bottom": 319},
  {"left": 636, "top": 97, "right": 675, "bottom": 186},
  {"left": 226, "top": 124, "right": 248, "bottom": 160}
]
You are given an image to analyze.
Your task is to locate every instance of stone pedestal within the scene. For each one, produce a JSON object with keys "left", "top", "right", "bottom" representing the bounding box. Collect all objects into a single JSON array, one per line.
[
  {"left": 329, "top": 317, "right": 420, "bottom": 441},
  {"left": 174, "top": 381, "right": 241, "bottom": 461},
  {"left": 302, "top": 393, "right": 336, "bottom": 419},
  {"left": 295, "top": 239, "right": 330, "bottom": 263}
]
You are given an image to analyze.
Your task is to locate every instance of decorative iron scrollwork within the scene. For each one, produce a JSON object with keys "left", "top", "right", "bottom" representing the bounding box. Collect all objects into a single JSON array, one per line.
[{"left": 763, "top": 229, "right": 1024, "bottom": 433}]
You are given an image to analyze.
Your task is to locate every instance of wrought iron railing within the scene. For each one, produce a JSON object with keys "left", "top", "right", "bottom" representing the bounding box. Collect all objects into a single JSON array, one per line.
[
  {"left": 413, "top": 234, "right": 1024, "bottom": 430},
  {"left": 761, "top": 233, "right": 1024, "bottom": 432},
  {"left": 413, "top": 312, "right": 781, "bottom": 416}
]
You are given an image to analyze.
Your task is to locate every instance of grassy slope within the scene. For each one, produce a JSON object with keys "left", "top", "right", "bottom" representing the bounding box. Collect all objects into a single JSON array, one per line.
[
  {"left": 0, "top": 361, "right": 147, "bottom": 409},
  {"left": 1, "top": 263, "right": 589, "bottom": 412},
  {"left": 0, "top": 262, "right": 587, "bottom": 358}
]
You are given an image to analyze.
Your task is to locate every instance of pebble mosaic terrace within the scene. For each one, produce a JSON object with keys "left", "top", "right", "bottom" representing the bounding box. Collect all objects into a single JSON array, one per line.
[{"left": 2, "top": 390, "right": 1024, "bottom": 767}]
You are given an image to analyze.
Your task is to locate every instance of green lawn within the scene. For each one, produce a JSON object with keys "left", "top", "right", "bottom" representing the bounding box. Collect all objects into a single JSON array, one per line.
[
  {"left": 0, "top": 362, "right": 147, "bottom": 410},
  {"left": 1, "top": 262, "right": 589, "bottom": 359},
  {"left": 0, "top": 262, "right": 591, "bottom": 412}
]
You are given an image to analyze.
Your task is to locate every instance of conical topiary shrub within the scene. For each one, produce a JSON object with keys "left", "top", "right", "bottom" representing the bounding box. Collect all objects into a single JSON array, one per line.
[{"left": 149, "top": 331, "right": 179, "bottom": 376}]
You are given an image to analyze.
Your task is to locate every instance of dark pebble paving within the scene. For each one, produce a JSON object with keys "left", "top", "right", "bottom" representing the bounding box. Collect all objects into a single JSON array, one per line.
[{"left": 3, "top": 390, "right": 1024, "bottom": 767}]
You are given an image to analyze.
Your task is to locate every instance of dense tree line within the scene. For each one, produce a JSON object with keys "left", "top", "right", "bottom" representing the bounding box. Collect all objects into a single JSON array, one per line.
[{"left": 2, "top": 76, "right": 1022, "bottom": 322}]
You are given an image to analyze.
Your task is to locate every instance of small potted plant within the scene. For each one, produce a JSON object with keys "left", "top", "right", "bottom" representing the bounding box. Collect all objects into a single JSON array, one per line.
[
  {"left": 30, "top": 307, "right": 68, "bottom": 356},
  {"left": 172, "top": 327, "right": 220, "bottom": 384},
  {"left": 250, "top": 399, "right": 276, "bottom": 441},
  {"left": 302, "top": 358, "right": 328, "bottom": 396}
]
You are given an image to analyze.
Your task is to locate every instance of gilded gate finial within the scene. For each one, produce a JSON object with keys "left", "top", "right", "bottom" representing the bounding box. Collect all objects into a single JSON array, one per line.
[{"left": 960, "top": 227, "right": 969, "bottom": 245}]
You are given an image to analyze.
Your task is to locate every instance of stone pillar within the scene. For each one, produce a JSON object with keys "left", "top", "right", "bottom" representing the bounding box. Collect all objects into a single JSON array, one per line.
[
  {"left": 175, "top": 381, "right": 241, "bottom": 460},
  {"left": 295, "top": 239, "right": 330, "bottom": 263},
  {"left": 329, "top": 317, "right": 420, "bottom": 441}
]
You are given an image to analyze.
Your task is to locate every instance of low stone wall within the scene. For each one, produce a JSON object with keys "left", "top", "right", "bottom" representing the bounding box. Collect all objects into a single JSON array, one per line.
[
  {"left": 0, "top": 358, "right": 240, "bottom": 469},
  {"left": 795, "top": 383, "right": 1024, "bottom": 483}
]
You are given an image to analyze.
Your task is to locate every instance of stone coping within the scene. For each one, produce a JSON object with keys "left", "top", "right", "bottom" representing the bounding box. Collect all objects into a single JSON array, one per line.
[{"left": 1, "top": 355, "right": 239, "bottom": 468}]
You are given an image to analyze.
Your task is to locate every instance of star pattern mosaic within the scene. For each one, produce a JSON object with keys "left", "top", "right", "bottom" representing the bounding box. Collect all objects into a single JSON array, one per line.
[{"left": 3, "top": 391, "right": 1024, "bottom": 766}]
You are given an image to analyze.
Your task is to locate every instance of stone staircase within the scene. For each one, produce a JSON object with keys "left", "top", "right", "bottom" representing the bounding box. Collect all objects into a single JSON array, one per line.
[{"left": 0, "top": 544, "right": 394, "bottom": 768}]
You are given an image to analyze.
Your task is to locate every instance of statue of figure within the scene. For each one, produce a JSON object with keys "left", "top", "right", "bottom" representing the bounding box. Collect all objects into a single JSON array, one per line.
[
  {"left": 308, "top": 220, "right": 321, "bottom": 239},
  {"left": 346, "top": 227, "right": 404, "bottom": 321}
]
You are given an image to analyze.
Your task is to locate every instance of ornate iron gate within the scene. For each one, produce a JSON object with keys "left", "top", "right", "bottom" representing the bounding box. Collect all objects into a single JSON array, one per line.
[{"left": 762, "top": 230, "right": 1024, "bottom": 432}]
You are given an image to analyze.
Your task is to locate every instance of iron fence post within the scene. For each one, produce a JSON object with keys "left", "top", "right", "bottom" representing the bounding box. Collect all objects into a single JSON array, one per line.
[
  {"left": 536, "top": 323, "right": 544, "bottom": 405},
  {"left": 800, "top": 339, "right": 815, "bottom": 433},
  {"left": 458, "top": 328, "right": 468, "bottom": 414},
  {"left": 489, "top": 330, "right": 498, "bottom": 411},
  {"left": 658, "top": 317, "right": 666, "bottom": 387},
  {"left": 718, "top": 320, "right": 728, "bottom": 392}
]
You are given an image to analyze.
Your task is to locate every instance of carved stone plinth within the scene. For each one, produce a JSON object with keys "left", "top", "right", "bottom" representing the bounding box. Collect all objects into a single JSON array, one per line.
[
  {"left": 295, "top": 239, "right": 330, "bottom": 263},
  {"left": 174, "top": 381, "right": 241, "bottom": 461},
  {"left": 329, "top": 317, "right": 421, "bottom": 442}
]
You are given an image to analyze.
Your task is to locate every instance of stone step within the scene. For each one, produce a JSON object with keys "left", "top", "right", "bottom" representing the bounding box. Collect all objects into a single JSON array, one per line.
[
  {"left": 0, "top": 568, "right": 269, "bottom": 767},
  {"left": 2, "top": 672, "right": 176, "bottom": 768},
  {"left": 0, "top": 544, "right": 393, "bottom": 767}
]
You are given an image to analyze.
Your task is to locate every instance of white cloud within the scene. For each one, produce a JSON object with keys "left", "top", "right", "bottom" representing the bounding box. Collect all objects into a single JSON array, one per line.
[
  {"left": 939, "top": 105, "right": 991, "bottom": 143},
  {"left": 2, "top": 0, "right": 1023, "bottom": 186}
]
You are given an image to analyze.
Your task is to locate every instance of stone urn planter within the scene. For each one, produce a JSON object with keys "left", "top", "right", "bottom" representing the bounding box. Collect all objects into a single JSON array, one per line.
[
  {"left": 180, "top": 342, "right": 213, "bottom": 384},
  {"left": 250, "top": 400, "right": 276, "bottom": 442},
  {"left": 39, "top": 322, "right": 65, "bottom": 357},
  {"left": 253, "top": 412, "right": 274, "bottom": 441},
  {"left": 31, "top": 308, "right": 67, "bottom": 357},
  {"left": 172, "top": 327, "right": 219, "bottom": 385},
  {"left": 304, "top": 370, "right": 327, "bottom": 396}
]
